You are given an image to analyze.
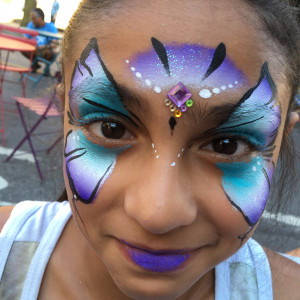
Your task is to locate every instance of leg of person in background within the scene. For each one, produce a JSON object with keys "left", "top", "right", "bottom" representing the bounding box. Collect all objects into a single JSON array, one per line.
[
  {"left": 21, "top": 47, "right": 54, "bottom": 74},
  {"left": 21, "top": 50, "right": 40, "bottom": 73}
]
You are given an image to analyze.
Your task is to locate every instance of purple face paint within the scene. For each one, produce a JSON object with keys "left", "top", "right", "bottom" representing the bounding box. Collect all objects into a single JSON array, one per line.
[
  {"left": 126, "top": 39, "right": 246, "bottom": 99},
  {"left": 216, "top": 63, "right": 281, "bottom": 242},
  {"left": 120, "top": 240, "right": 190, "bottom": 272},
  {"left": 125, "top": 38, "right": 247, "bottom": 132},
  {"left": 66, "top": 38, "right": 132, "bottom": 204}
]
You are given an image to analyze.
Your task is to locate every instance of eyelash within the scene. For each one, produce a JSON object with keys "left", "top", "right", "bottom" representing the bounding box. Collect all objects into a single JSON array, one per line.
[
  {"left": 71, "top": 113, "right": 135, "bottom": 147},
  {"left": 198, "top": 132, "right": 265, "bottom": 162}
]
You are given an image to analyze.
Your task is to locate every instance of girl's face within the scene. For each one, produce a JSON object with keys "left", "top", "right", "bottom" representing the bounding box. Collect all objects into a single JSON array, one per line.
[{"left": 62, "top": 0, "right": 291, "bottom": 299}]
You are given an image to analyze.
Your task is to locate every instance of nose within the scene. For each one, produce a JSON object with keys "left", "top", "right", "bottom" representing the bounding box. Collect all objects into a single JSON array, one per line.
[{"left": 124, "top": 156, "right": 197, "bottom": 234}]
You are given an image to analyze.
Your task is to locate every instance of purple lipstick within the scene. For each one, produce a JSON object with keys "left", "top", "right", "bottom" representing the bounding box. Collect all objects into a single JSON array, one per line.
[{"left": 120, "top": 240, "right": 190, "bottom": 272}]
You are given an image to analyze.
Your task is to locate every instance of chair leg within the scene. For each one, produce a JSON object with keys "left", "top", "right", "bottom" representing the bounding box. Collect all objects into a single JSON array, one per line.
[
  {"left": 0, "top": 93, "right": 5, "bottom": 146},
  {"left": 46, "top": 134, "right": 63, "bottom": 154},
  {"left": 4, "top": 102, "right": 53, "bottom": 181}
]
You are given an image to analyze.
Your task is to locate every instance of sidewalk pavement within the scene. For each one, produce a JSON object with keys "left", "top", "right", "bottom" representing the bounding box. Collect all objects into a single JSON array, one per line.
[{"left": 0, "top": 47, "right": 64, "bottom": 204}]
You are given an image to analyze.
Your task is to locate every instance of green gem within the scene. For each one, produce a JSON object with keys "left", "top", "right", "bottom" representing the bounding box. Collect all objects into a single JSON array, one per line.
[{"left": 186, "top": 99, "right": 193, "bottom": 107}]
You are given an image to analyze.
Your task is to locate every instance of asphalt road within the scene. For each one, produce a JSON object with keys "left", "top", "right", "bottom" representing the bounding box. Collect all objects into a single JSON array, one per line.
[{"left": 0, "top": 50, "right": 300, "bottom": 253}]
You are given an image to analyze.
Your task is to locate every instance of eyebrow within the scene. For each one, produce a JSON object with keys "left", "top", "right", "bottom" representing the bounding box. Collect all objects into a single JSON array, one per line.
[{"left": 115, "top": 82, "right": 240, "bottom": 128}]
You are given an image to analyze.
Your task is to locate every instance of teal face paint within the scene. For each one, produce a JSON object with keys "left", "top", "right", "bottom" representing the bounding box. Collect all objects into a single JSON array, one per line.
[
  {"left": 216, "top": 63, "right": 280, "bottom": 237},
  {"left": 66, "top": 38, "right": 132, "bottom": 204}
]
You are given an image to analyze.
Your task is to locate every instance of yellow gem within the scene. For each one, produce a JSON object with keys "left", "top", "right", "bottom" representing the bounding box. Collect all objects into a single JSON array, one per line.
[
  {"left": 170, "top": 105, "right": 176, "bottom": 112},
  {"left": 175, "top": 110, "right": 182, "bottom": 118}
]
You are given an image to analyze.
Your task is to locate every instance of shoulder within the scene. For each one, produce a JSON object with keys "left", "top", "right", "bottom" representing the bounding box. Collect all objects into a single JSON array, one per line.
[
  {"left": 0, "top": 205, "right": 14, "bottom": 232},
  {"left": 264, "top": 248, "right": 300, "bottom": 300},
  {"left": 26, "top": 22, "right": 34, "bottom": 29},
  {"left": 46, "top": 22, "right": 58, "bottom": 33}
]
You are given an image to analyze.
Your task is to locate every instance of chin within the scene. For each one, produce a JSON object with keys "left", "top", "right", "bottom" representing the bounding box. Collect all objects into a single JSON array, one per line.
[{"left": 113, "top": 275, "right": 188, "bottom": 300}]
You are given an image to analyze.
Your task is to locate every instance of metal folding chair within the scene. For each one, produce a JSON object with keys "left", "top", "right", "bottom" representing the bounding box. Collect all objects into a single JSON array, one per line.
[
  {"left": 23, "top": 30, "right": 62, "bottom": 87},
  {"left": 0, "top": 24, "right": 38, "bottom": 146},
  {"left": 4, "top": 93, "right": 63, "bottom": 181},
  {"left": 25, "top": 47, "right": 61, "bottom": 87}
]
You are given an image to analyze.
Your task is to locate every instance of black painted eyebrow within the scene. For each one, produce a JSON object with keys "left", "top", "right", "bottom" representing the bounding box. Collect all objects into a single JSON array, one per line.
[
  {"left": 202, "top": 43, "right": 226, "bottom": 81},
  {"left": 151, "top": 37, "right": 171, "bottom": 76}
]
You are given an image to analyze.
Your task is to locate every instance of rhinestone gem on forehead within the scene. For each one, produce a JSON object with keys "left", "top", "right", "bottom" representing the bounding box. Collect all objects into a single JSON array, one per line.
[
  {"left": 166, "top": 82, "right": 193, "bottom": 118},
  {"left": 167, "top": 82, "right": 192, "bottom": 107}
]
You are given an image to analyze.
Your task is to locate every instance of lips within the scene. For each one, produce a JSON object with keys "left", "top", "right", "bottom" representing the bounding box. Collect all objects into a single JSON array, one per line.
[{"left": 119, "top": 240, "right": 191, "bottom": 273}]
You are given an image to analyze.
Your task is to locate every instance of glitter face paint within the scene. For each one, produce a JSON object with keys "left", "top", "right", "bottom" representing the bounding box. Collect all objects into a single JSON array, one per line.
[
  {"left": 66, "top": 38, "right": 131, "bottom": 204},
  {"left": 216, "top": 63, "right": 280, "bottom": 228},
  {"left": 126, "top": 38, "right": 247, "bottom": 133},
  {"left": 120, "top": 240, "right": 190, "bottom": 272},
  {"left": 125, "top": 39, "right": 246, "bottom": 99}
]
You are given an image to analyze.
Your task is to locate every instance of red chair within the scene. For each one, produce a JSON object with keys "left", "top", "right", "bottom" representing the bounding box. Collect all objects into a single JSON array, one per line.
[
  {"left": 0, "top": 24, "right": 38, "bottom": 145},
  {"left": 4, "top": 93, "right": 63, "bottom": 181}
]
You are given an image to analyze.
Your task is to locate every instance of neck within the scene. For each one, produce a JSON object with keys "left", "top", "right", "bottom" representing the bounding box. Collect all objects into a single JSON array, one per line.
[{"left": 37, "top": 21, "right": 45, "bottom": 28}]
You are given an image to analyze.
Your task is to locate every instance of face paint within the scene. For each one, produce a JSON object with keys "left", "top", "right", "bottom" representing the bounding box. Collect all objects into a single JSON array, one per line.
[
  {"left": 125, "top": 38, "right": 246, "bottom": 132},
  {"left": 126, "top": 39, "right": 245, "bottom": 95},
  {"left": 120, "top": 240, "right": 190, "bottom": 272},
  {"left": 216, "top": 63, "right": 280, "bottom": 229},
  {"left": 66, "top": 38, "right": 131, "bottom": 204}
]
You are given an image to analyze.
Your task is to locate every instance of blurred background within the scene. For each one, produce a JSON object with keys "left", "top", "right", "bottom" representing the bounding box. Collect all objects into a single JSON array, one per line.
[
  {"left": 0, "top": 0, "right": 300, "bottom": 253},
  {"left": 0, "top": 0, "right": 81, "bottom": 30}
]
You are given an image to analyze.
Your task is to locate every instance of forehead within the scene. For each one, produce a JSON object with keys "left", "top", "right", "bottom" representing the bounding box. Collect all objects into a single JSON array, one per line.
[
  {"left": 67, "top": 0, "right": 273, "bottom": 85},
  {"left": 65, "top": 0, "right": 290, "bottom": 118}
]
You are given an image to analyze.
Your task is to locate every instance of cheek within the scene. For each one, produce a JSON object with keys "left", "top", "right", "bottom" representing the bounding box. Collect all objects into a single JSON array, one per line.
[
  {"left": 217, "top": 155, "right": 274, "bottom": 227},
  {"left": 64, "top": 129, "right": 127, "bottom": 204}
]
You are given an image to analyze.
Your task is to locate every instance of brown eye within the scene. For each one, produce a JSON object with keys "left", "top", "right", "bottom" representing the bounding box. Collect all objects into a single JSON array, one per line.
[
  {"left": 212, "top": 138, "right": 238, "bottom": 155},
  {"left": 101, "top": 121, "right": 126, "bottom": 139},
  {"left": 203, "top": 137, "right": 250, "bottom": 156},
  {"left": 88, "top": 120, "right": 133, "bottom": 141}
]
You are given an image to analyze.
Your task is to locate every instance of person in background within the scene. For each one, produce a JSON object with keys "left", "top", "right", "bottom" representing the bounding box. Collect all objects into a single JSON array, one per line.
[
  {"left": 24, "top": 8, "right": 58, "bottom": 73},
  {"left": 51, "top": 0, "right": 60, "bottom": 24}
]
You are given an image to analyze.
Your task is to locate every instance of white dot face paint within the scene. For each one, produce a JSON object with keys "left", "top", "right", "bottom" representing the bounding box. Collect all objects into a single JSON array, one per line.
[
  {"left": 221, "top": 86, "right": 227, "bottom": 91},
  {"left": 154, "top": 86, "right": 162, "bottom": 93},
  {"left": 171, "top": 162, "right": 176, "bottom": 167},
  {"left": 228, "top": 84, "right": 233, "bottom": 88},
  {"left": 252, "top": 166, "right": 257, "bottom": 172},
  {"left": 126, "top": 60, "right": 129, "bottom": 64},
  {"left": 145, "top": 79, "right": 152, "bottom": 86},
  {"left": 199, "top": 89, "right": 212, "bottom": 99},
  {"left": 212, "top": 88, "right": 221, "bottom": 94},
  {"left": 235, "top": 81, "right": 239, "bottom": 85},
  {"left": 152, "top": 143, "right": 155, "bottom": 149},
  {"left": 136, "top": 72, "right": 142, "bottom": 78},
  {"left": 131, "top": 67, "right": 136, "bottom": 72},
  {"left": 156, "top": 155, "right": 159, "bottom": 159}
]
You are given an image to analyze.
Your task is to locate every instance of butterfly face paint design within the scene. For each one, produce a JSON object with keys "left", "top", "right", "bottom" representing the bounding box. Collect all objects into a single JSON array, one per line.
[
  {"left": 216, "top": 63, "right": 281, "bottom": 241},
  {"left": 66, "top": 38, "right": 132, "bottom": 204}
]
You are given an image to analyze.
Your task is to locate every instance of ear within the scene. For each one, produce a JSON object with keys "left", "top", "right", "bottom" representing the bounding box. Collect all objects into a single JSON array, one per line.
[
  {"left": 56, "top": 83, "right": 65, "bottom": 111},
  {"left": 286, "top": 111, "right": 299, "bottom": 136}
]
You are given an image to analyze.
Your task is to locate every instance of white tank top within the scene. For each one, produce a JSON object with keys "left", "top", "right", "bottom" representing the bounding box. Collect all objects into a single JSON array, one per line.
[{"left": 0, "top": 200, "right": 297, "bottom": 299}]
